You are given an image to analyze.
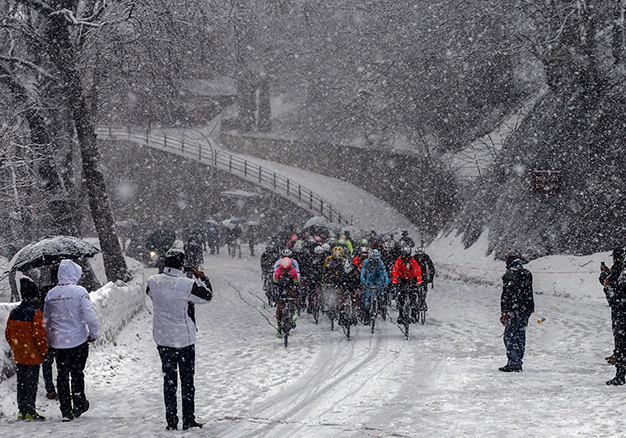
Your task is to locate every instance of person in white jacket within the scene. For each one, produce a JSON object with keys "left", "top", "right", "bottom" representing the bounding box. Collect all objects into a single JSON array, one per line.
[
  {"left": 43, "top": 259, "right": 98, "bottom": 422},
  {"left": 147, "top": 248, "right": 212, "bottom": 431}
]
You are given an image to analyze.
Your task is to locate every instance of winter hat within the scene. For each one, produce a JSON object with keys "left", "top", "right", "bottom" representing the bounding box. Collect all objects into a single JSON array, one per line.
[
  {"left": 505, "top": 251, "right": 521, "bottom": 267},
  {"left": 20, "top": 276, "right": 39, "bottom": 300},
  {"left": 164, "top": 249, "right": 185, "bottom": 269}
]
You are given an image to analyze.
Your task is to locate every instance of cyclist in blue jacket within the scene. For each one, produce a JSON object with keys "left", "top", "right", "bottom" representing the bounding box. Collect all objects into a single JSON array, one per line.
[{"left": 360, "top": 249, "right": 389, "bottom": 323}]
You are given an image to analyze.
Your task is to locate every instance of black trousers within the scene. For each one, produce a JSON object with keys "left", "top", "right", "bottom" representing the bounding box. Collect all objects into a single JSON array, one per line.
[
  {"left": 55, "top": 342, "right": 89, "bottom": 418},
  {"left": 157, "top": 344, "right": 196, "bottom": 427},
  {"left": 43, "top": 350, "right": 56, "bottom": 394},
  {"left": 16, "top": 364, "right": 40, "bottom": 415}
]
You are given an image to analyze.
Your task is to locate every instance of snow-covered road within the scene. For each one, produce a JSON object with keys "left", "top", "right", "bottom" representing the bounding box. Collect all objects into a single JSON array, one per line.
[{"left": 2, "top": 246, "right": 625, "bottom": 437}]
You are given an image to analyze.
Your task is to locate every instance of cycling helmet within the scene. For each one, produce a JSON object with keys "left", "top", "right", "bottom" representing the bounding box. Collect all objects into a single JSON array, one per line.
[
  {"left": 322, "top": 243, "right": 331, "bottom": 252},
  {"left": 314, "top": 245, "right": 325, "bottom": 255},
  {"left": 314, "top": 235, "right": 322, "bottom": 243},
  {"left": 343, "top": 260, "right": 355, "bottom": 274},
  {"left": 401, "top": 245, "right": 412, "bottom": 255},
  {"left": 280, "top": 257, "right": 292, "bottom": 270},
  {"left": 332, "top": 246, "right": 344, "bottom": 258},
  {"left": 336, "top": 239, "right": 346, "bottom": 248},
  {"left": 339, "top": 234, "right": 347, "bottom": 241},
  {"left": 382, "top": 241, "right": 392, "bottom": 251},
  {"left": 360, "top": 238, "right": 369, "bottom": 247},
  {"left": 290, "top": 234, "right": 298, "bottom": 242},
  {"left": 281, "top": 248, "right": 293, "bottom": 257},
  {"left": 360, "top": 246, "right": 369, "bottom": 256},
  {"left": 293, "top": 242, "right": 304, "bottom": 253},
  {"left": 328, "top": 237, "right": 337, "bottom": 246},
  {"left": 415, "top": 247, "right": 425, "bottom": 255},
  {"left": 370, "top": 249, "right": 381, "bottom": 260}
]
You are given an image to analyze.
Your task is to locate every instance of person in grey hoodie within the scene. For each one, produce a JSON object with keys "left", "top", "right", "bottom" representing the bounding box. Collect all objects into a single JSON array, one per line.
[{"left": 43, "top": 259, "right": 98, "bottom": 422}]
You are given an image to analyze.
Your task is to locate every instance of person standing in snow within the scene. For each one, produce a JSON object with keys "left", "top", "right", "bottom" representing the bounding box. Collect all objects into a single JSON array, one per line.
[
  {"left": 146, "top": 249, "right": 213, "bottom": 430},
  {"left": 599, "top": 247, "right": 626, "bottom": 385},
  {"left": 43, "top": 259, "right": 99, "bottom": 421},
  {"left": 5, "top": 277, "right": 48, "bottom": 420},
  {"left": 499, "top": 252, "right": 534, "bottom": 372}
]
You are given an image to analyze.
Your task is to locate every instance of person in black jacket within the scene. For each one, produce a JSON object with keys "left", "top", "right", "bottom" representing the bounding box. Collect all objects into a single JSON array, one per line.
[
  {"left": 599, "top": 247, "right": 626, "bottom": 385},
  {"left": 499, "top": 252, "right": 534, "bottom": 372}
]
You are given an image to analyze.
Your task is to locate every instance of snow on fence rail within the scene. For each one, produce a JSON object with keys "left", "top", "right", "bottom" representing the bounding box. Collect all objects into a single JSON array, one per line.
[{"left": 96, "top": 126, "right": 351, "bottom": 225}]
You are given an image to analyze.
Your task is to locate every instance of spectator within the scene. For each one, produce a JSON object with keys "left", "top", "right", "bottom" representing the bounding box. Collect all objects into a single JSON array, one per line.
[
  {"left": 5, "top": 276, "right": 48, "bottom": 421},
  {"left": 600, "top": 247, "right": 626, "bottom": 385},
  {"left": 499, "top": 252, "right": 534, "bottom": 372},
  {"left": 43, "top": 259, "right": 98, "bottom": 421},
  {"left": 147, "top": 249, "right": 213, "bottom": 430}
]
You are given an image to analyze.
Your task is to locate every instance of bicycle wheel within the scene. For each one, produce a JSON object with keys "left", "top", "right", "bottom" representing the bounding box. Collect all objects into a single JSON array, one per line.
[
  {"left": 402, "top": 299, "right": 411, "bottom": 340},
  {"left": 281, "top": 309, "right": 291, "bottom": 347},
  {"left": 370, "top": 291, "right": 378, "bottom": 333}
]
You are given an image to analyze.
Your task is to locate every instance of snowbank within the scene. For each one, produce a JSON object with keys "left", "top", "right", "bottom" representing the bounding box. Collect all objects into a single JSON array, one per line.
[
  {"left": 428, "top": 229, "right": 608, "bottom": 300},
  {"left": 0, "top": 263, "right": 146, "bottom": 381}
]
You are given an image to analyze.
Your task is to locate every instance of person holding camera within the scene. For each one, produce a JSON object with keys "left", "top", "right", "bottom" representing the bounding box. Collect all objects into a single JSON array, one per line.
[{"left": 146, "top": 249, "right": 213, "bottom": 430}]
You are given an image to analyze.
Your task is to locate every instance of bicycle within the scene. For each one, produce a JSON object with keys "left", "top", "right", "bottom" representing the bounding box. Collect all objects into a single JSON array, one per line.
[
  {"left": 322, "top": 283, "right": 338, "bottom": 331},
  {"left": 397, "top": 284, "right": 418, "bottom": 340},
  {"left": 338, "top": 292, "right": 354, "bottom": 341},
  {"left": 416, "top": 284, "right": 428, "bottom": 325},
  {"left": 308, "top": 283, "right": 322, "bottom": 324},
  {"left": 367, "top": 285, "right": 387, "bottom": 333},
  {"left": 279, "top": 297, "right": 298, "bottom": 347},
  {"left": 262, "top": 273, "right": 274, "bottom": 307}
]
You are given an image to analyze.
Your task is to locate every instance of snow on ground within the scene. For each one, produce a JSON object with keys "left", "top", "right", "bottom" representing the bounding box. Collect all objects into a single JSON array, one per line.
[{"left": 0, "top": 235, "right": 624, "bottom": 437}]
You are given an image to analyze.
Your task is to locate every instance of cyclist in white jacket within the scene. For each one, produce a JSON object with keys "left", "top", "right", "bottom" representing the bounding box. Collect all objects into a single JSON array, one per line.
[
  {"left": 147, "top": 248, "right": 212, "bottom": 431},
  {"left": 43, "top": 259, "right": 98, "bottom": 422}
]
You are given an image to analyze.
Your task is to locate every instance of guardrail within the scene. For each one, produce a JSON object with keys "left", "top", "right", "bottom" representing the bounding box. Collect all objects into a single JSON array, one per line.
[{"left": 96, "top": 126, "right": 351, "bottom": 225}]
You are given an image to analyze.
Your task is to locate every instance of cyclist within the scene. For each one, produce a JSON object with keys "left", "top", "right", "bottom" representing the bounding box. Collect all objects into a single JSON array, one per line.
[
  {"left": 306, "top": 245, "right": 327, "bottom": 314},
  {"left": 391, "top": 246, "right": 423, "bottom": 324},
  {"left": 260, "top": 242, "right": 280, "bottom": 304},
  {"left": 341, "top": 260, "right": 362, "bottom": 325},
  {"left": 273, "top": 248, "right": 300, "bottom": 280},
  {"left": 414, "top": 247, "right": 435, "bottom": 313},
  {"left": 273, "top": 257, "right": 299, "bottom": 338},
  {"left": 352, "top": 246, "right": 370, "bottom": 273},
  {"left": 360, "top": 249, "right": 389, "bottom": 323}
]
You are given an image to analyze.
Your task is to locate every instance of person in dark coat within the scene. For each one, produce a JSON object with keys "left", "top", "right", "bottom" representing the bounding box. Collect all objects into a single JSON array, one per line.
[
  {"left": 5, "top": 277, "right": 48, "bottom": 420},
  {"left": 499, "top": 252, "right": 534, "bottom": 372},
  {"left": 599, "top": 247, "right": 626, "bottom": 385}
]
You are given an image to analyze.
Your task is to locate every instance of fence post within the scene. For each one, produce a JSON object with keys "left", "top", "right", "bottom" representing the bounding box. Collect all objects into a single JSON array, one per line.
[
  {"left": 145, "top": 129, "right": 149, "bottom": 145},
  {"left": 259, "top": 166, "right": 262, "bottom": 183},
  {"left": 273, "top": 173, "right": 276, "bottom": 189},
  {"left": 199, "top": 144, "right": 201, "bottom": 161},
  {"left": 286, "top": 179, "right": 289, "bottom": 196},
  {"left": 164, "top": 133, "right": 167, "bottom": 149},
  {"left": 229, "top": 156, "right": 232, "bottom": 172},
  {"left": 298, "top": 185, "right": 301, "bottom": 202},
  {"left": 244, "top": 161, "right": 247, "bottom": 177},
  {"left": 309, "top": 192, "right": 313, "bottom": 210}
]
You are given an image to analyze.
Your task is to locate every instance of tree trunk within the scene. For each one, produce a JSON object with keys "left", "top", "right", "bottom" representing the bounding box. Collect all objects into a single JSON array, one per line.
[
  {"left": 46, "top": 5, "right": 130, "bottom": 282},
  {"left": 258, "top": 77, "right": 272, "bottom": 132}
]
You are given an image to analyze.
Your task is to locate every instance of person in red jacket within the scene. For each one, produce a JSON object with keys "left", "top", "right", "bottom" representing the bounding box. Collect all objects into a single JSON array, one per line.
[
  {"left": 5, "top": 277, "right": 48, "bottom": 421},
  {"left": 273, "top": 257, "right": 299, "bottom": 337},
  {"left": 392, "top": 246, "right": 423, "bottom": 324}
]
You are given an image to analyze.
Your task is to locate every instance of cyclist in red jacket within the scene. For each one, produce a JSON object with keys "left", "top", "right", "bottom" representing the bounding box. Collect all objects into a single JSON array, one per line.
[{"left": 392, "top": 246, "right": 422, "bottom": 324}]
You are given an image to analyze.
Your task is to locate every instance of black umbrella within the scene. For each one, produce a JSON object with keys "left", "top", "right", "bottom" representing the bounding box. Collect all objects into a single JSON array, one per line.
[{"left": 7, "top": 236, "right": 101, "bottom": 273}]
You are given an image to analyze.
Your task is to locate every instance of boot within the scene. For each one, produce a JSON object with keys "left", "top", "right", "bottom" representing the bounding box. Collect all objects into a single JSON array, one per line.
[{"left": 607, "top": 363, "right": 626, "bottom": 386}]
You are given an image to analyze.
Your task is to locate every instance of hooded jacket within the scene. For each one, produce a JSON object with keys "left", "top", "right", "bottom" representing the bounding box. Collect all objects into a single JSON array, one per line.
[
  {"left": 5, "top": 299, "right": 48, "bottom": 365},
  {"left": 147, "top": 266, "right": 213, "bottom": 348},
  {"left": 44, "top": 259, "right": 99, "bottom": 349}
]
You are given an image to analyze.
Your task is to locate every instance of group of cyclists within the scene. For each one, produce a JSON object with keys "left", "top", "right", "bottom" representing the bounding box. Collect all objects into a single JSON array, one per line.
[{"left": 260, "top": 228, "right": 436, "bottom": 341}]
